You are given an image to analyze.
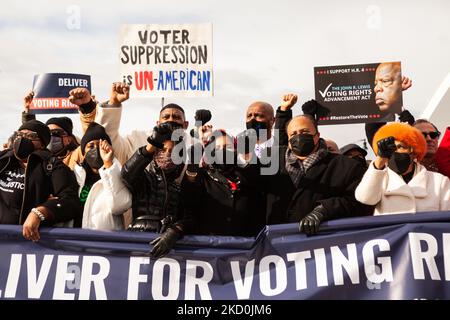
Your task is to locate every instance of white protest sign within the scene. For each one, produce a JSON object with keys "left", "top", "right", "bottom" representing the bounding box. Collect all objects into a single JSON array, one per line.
[{"left": 119, "top": 23, "right": 213, "bottom": 98}]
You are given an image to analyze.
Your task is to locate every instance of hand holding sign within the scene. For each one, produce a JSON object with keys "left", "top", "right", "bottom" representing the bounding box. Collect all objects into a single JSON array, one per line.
[
  {"left": 23, "top": 91, "right": 34, "bottom": 112},
  {"left": 109, "top": 82, "right": 130, "bottom": 106},
  {"left": 69, "top": 88, "right": 92, "bottom": 106},
  {"left": 280, "top": 94, "right": 298, "bottom": 111}
]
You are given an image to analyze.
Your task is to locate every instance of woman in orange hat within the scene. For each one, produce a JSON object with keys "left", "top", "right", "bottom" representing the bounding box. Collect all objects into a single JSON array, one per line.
[{"left": 355, "top": 122, "right": 450, "bottom": 215}]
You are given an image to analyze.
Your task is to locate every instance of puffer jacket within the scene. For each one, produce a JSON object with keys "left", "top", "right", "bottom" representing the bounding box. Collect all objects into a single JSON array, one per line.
[{"left": 121, "top": 146, "right": 192, "bottom": 233}]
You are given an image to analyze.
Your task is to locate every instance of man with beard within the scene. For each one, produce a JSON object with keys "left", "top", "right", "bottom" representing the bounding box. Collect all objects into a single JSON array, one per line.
[
  {"left": 121, "top": 121, "right": 192, "bottom": 258},
  {"left": 183, "top": 129, "right": 266, "bottom": 237},
  {"left": 266, "top": 114, "right": 373, "bottom": 233},
  {"left": 0, "top": 120, "right": 81, "bottom": 240}
]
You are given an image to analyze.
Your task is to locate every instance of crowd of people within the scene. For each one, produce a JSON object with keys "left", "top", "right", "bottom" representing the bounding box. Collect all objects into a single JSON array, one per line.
[{"left": 0, "top": 80, "right": 449, "bottom": 258}]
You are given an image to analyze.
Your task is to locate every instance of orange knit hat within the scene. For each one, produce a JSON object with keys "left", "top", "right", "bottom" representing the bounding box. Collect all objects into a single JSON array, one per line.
[{"left": 373, "top": 122, "right": 427, "bottom": 160}]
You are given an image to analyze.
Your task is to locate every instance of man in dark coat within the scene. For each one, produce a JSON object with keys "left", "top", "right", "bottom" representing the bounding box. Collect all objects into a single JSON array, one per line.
[
  {"left": 266, "top": 114, "right": 373, "bottom": 234},
  {"left": 0, "top": 120, "right": 81, "bottom": 241},
  {"left": 121, "top": 122, "right": 193, "bottom": 258}
]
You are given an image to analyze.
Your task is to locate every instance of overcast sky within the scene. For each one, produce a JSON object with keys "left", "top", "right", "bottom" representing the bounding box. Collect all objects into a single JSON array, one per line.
[{"left": 1, "top": 0, "right": 449, "bottom": 158}]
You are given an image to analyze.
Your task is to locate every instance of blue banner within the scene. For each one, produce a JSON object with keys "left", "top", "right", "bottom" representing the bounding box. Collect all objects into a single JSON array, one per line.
[{"left": 1, "top": 211, "right": 450, "bottom": 300}]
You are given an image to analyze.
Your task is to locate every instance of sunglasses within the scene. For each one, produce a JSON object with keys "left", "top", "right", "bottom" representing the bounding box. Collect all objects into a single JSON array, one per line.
[
  {"left": 15, "top": 131, "right": 40, "bottom": 141},
  {"left": 422, "top": 131, "right": 440, "bottom": 139}
]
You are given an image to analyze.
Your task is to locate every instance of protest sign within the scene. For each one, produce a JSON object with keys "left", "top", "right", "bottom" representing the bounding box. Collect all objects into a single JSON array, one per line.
[
  {"left": 119, "top": 23, "right": 213, "bottom": 98},
  {"left": 30, "top": 73, "right": 91, "bottom": 114},
  {"left": 314, "top": 62, "right": 403, "bottom": 124}
]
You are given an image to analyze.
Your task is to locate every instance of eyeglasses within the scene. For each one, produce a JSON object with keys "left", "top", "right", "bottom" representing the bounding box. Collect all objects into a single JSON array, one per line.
[
  {"left": 422, "top": 131, "right": 440, "bottom": 139},
  {"left": 15, "top": 131, "right": 40, "bottom": 141},
  {"left": 50, "top": 129, "right": 67, "bottom": 137}
]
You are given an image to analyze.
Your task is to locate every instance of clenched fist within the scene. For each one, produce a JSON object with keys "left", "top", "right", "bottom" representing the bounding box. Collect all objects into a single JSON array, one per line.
[
  {"left": 109, "top": 82, "right": 130, "bottom": 105},
  {"left": 23, "top": 91, "right": 34, "bottom": 111},
  {"left": 69, "top": 88, "right": 92, "bottom": 106},
  {"left": 281, "top": 94, "right": 298, "bottom": 111}
]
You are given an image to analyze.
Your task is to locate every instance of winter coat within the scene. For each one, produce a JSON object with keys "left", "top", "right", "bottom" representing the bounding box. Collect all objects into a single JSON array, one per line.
[
  {"left": 0, "top": 149, "right": 81, "bottom": 225},
  {"left": 121, "top": 146, "right": 192, "bottom": 233},
  {"left": 74, "top": 158, "right": 131, "bottom": 230},
  {"left": 265, "top": 146, "right": 373, "bottom": 224},
  {"left": 183, "top": 165, "right": 266, "bottom": 237},
  {"left": 355, "top": 161, "right": 450, "bottom": 215}
]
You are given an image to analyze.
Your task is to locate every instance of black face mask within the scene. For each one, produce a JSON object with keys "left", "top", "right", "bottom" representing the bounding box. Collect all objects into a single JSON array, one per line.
[
  {"left": 84, "top": 148, "right": 104, "bottom": 169},
  {"left": 388, "top": 152, "right": 412, "bottom": 175},
  {"left": 48, "top": 136, "right": 65, "bottom": 155},
  {"left": 289, "top": 134, "right": 316, "bottom": 157},
  {"left": 246, "top": 119, "right": 268, "bottom": 139},
  {"left": 13, "top": 137, "right": 35, "bottom": 160}
]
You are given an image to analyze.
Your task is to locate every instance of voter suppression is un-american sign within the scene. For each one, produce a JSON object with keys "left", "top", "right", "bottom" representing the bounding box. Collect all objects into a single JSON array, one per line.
[{"left": 119, "top": 23, "right": 213, "bottom": 98}]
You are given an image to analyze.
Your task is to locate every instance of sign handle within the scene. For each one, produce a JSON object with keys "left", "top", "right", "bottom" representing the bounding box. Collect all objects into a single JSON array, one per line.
[{"left": 161, "top": 97, "right": 164, "bottom": 109}]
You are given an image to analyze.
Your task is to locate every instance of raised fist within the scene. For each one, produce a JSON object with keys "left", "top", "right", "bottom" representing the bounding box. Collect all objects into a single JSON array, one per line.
[
  {"left": 281, "top": 94, "right": 298, "bottom": 111},
  {"left": 402, "top": 76, "right": 412, "bottom": 91},
  {"left": 377, "top": 136, "right": 397, "bottom": 159},
  {"left": 23, "top": 91, "right": 34, "bottom": 111},
  {"left": 69, "top": 88, "right": 92, "bottom": 106},
  {"left": 99, "top": 139, "right": 114, "bottom": 168},
  {"left": 109, "top": 82, "right": 130, "bottom": 105}
]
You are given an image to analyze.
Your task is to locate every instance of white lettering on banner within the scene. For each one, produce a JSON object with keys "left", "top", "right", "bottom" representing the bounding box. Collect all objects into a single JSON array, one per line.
[
  {"left": 331, "top": 243, "right": 360, "bottom": 285},
  {"left": 127, "top": 257, "right": 150, "bottom": 300},
  {"left": 27, "top": 255, "right": 54, "bottom": 299},
  {"left": 409, "top": 232, "right": 441, "bottom": 280},
  {"left": 230, "top": 259, "right": 255, "bottom": 300},
  {"left": 4, "top": 254, "right": 22, "bottom": 298},
  {"left": 185, "top": 260, "right": 213, "bottom": 300},
  {"left": 314, "top": 248, "right": 329, "bottom": 287},
  {"left": 52, "top": 255, "right": 79, "bottom": 300},
  {"left": 58, "top": 78, "right": 88, "bottom": 87},
  {"left": 79, "top": 256, "right": 110, "bottom": 300},
  {"left": 444, "top": 234, "right": 450, "bottom": 281},
  {"left": 3, "top": 232, "right": 450, "bottom": 300},
  {"left": 287, "top": 251, "right": 312, "bottom": 290},
  {"left": 259, "top": 255, "right": 287, "bottom": 296},
  {"left": 152, "top": 258, "right": 180, "bottom": 300},
  {"left": 363, "top": 239, "right": 393, "bottom": 284}
]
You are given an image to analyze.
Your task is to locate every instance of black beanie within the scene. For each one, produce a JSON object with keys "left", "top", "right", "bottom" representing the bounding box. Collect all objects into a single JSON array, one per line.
[
  {"left": 19, "top": 120, "right": 51, "bottom": 146},
  {"left": 80, "top": 122, "right": 112, "bottom": 154},
  {"left": 46, "top": 117, "right": 74, "bottom": 136}
]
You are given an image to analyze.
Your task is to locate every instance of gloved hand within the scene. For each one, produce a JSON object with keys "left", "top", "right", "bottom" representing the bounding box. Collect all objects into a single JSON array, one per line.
[
  {"left": 377, "top": 136, "right": 397, "bottom": 159},
  {"left": 299, "top": 205, "right": 326, "bottom": 235},
  {"left": 147, "top": 123, "right": 176, "bottom": 149},
  {"left": 150, "top": 227, "right": 182, "bottom": 258},
  {"left": 236, "top": 130, "right": 257, "bottom": 154},
  {"left": 398, "top": 109, "right": 415, "bottom": 125},
  {"left": 194, "top": 109, "right": 212, "bottom": 126}
]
